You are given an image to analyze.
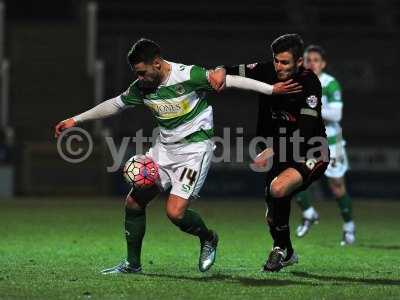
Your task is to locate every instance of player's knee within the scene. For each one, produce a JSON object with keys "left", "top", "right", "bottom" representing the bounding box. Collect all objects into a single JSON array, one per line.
[
  {"left": 125, "top": 195, "right": 143, "bottom": 210},
  {"left": 166, "top": 205, "right": 185, "bottom": 222},
  {"left": 270, "top": 181, "right": 287, "bottom": 198},
  {"left": 329, "top": 179, "right": 346, "bottom": 198},
  {"left": 332, "top": 185, "right": 346, "bottom": 198},
  {"left": 166, "top": 194, "right": 189, "bottom": 223}
]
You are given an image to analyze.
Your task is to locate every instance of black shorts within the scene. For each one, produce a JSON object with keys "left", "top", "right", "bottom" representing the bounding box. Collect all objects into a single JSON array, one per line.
[{"left": 266, "top": 158, "right": 329, "bottom": 195}]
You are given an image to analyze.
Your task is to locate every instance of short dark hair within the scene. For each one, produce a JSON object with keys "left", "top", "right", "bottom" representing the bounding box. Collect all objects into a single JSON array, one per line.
[
  {"left": 270, "top": 33, "right": 304, "bottom": 61},
  {"left": 127, "top": 38, "right": 161, "bottom": 67},
  {"left": 304, "top": 44, "right": 326, "bottom": 60}
]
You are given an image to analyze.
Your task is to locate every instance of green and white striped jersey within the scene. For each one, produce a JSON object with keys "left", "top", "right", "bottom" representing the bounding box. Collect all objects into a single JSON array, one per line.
[
  {"left": 119, "top": 61, "right": 214, "bottom": 144},
  {"left": 319, "top": 72, "right": 344, "bottom": 145}
]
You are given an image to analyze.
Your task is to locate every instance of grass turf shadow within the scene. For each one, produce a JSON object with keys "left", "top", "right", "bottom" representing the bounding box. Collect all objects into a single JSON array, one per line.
[
  {"left": 143, "top": 272, "right": 317, "bottom": 286},
  {"left": 358, "top": 244, "right": 400, "bottom": 250},
  {"left": 291, "top": 271, "right": 400, "bottom": 286}
]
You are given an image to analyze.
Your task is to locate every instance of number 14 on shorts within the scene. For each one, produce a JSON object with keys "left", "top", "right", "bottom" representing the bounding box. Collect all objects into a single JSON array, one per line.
[{"left": 179, "top": 168, "right": 198, "bottom": 192}]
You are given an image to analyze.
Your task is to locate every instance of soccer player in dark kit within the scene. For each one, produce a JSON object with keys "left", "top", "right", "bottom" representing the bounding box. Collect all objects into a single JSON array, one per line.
[{"left": 209, "top": 33, "right": 330, "bottom": 272}]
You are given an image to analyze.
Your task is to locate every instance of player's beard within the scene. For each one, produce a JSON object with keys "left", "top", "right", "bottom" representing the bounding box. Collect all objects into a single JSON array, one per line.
[
  {"left": 277, "top": 72, "right": 290, "bottom": 81},
  {"left": 137, "top": 75, "right": 161, "bottom": 92}
]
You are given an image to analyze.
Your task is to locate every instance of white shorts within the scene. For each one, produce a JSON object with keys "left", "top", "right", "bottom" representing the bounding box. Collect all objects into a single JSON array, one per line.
[
  {"left": 325, "top": 142, "right": 349, "bottom": 178},
  {"left": 146, "top": 138, "right": 215, "bottom": 200}
]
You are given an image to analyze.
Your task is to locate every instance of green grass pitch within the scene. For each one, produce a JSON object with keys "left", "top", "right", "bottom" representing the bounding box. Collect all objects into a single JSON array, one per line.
[{"left": 1, "top": 197, "right": 400, "bottom": 299}]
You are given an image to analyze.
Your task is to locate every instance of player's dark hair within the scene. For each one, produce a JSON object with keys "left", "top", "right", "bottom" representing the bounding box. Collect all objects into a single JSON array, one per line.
[
  {"left": 270, "top": 33, "right": 304, "bottom": 61},
  {"left": 305, "top": 44, "right": 326, "bottom": 60},
  {"left": 127, "top": 38, "right": 161, "bottom": 67}
]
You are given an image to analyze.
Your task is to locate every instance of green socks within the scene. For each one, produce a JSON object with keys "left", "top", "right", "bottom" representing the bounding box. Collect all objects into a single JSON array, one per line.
[
  {"left": 295, "top": 190, "right": 312, "bottom": 211},
  {"left": 296, "top": 188, "right": 353, "bottom": 222},
  {"left": 170, "top": 209, "right": 212, "bottom": 241},
  {"left": 337, "top": 193, "right": 353, "bottom": 222},
  {"left": 125, "top": 207, "right": 146, "bottom": 268},
  {"left": 125, "top": 207, "right": 212, "bottom": 267}
]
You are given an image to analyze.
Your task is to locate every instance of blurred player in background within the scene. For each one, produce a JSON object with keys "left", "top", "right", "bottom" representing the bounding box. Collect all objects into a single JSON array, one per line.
[
  {"left": 54, "top": 38, "right": 299, "bottom": 274},
  {"left": 295, "top": 45, "right": 355, "bottom": 245}
]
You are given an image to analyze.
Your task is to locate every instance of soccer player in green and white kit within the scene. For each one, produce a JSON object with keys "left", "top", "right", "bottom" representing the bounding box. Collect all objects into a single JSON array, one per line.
[
  {"left": 295, "top": 45, "right": 355, "bottom": 245},
  {"left": 54, "top": 38, "right": 300, "bottom": 274}
]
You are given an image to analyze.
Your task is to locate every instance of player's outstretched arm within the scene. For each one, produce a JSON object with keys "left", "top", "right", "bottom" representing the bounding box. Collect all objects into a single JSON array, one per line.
[
  {"left": 54, "top": 118, "right": 77, "bottom": 138},
  {"left": 208, "top": 69, "right": 302, "bottom": 95},
  {"left": 54, "top": 97, "right": 126, "bottom": 138},
  {"left": 225, "top": 75, "right": 302, "bottom": 95}
]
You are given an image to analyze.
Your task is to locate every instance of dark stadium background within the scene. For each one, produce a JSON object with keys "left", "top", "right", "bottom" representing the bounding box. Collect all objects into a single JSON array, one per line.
[
  {"left": 1, "top": 1, "right": 400, "bottom": 299},
  {"left": 0, "top": 0, "right": 399, "bottom": 198}
]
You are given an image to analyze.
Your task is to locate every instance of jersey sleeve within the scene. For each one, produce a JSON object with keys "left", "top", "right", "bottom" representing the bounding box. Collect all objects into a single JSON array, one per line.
[
  {"left": 299, "top": 74, "right": 322, "bottom": 119},
  {"left": 256, "top": 100, "right": 273, "bottom": 151},
  {"left": 297, "top": 75, "right": 323, "bottom": 159},
  {"left": 119, "top": 81, "right": 144, "bottom": 106},
  {"left": 189, "top": 65, "right": 213, "bottom": 91},
  {"left": 225, "top": 62, "right": 264, "bottom": 81},
  {"left": 325, "top": 79, "right": 342, "bottom": 103}
]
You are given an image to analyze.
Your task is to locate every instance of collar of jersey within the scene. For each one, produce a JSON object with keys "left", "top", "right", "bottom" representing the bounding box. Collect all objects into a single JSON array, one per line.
[{"left": 158, "top": 60, "right": 173, "bottom": 88}]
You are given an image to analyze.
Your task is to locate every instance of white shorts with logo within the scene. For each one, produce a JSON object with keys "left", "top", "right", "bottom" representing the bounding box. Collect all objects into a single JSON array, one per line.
[
  {"left": 325, "top": 141, "right": 349, "bottom": 178},
  {"left": 146, "top": 138, "right": 215, "bottom": 200}
]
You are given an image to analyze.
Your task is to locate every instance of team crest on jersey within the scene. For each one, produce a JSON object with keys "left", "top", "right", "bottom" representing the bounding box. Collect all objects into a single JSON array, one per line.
[
  {"left": 247, "top": 63, "right": 258, "bottom": 69},
  {"left": 306, "top": 158, "right": 317, "bottom": 170},
  {"left": 175, "top": 84, "right": 186, "bottom": 95},
  {"left": 306, "top": 95, "right": 318, "bottom": 108}
]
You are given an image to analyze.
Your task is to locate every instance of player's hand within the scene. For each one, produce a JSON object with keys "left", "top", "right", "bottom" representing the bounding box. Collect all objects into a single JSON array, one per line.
[
  {"left": 208, "top": 68, "right": 226, "bottom": 92},
  {"left": 54, "top": 118, "right": 76, "bottom": 138},
  {"left": 251, "top": 148, "right": 274, "bottom": 168},
  {"left": 272, "top": 79, "right": 302, "bottom": 95}
]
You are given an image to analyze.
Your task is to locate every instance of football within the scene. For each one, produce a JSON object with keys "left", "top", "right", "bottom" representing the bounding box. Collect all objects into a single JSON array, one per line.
[{"left": 123, "top": 155, "right": 159, "bottom": 189}]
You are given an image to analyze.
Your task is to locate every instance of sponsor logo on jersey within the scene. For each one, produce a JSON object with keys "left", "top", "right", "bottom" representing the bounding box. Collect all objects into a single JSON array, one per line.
[
  {"left": 246, "top": 63, "right": 258, "bottom": 69},
  {"left": 154, "top": 103, "right": 182, "bottom": 114},
  {"left": 271, "top": 110, "right": 297, "bottom": 122},
  {"left": 147, "top": 99, "right": 191, "bottom": 119},
  {"left": 306, "top": 95, "right": 318, "bottom": 108}
]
